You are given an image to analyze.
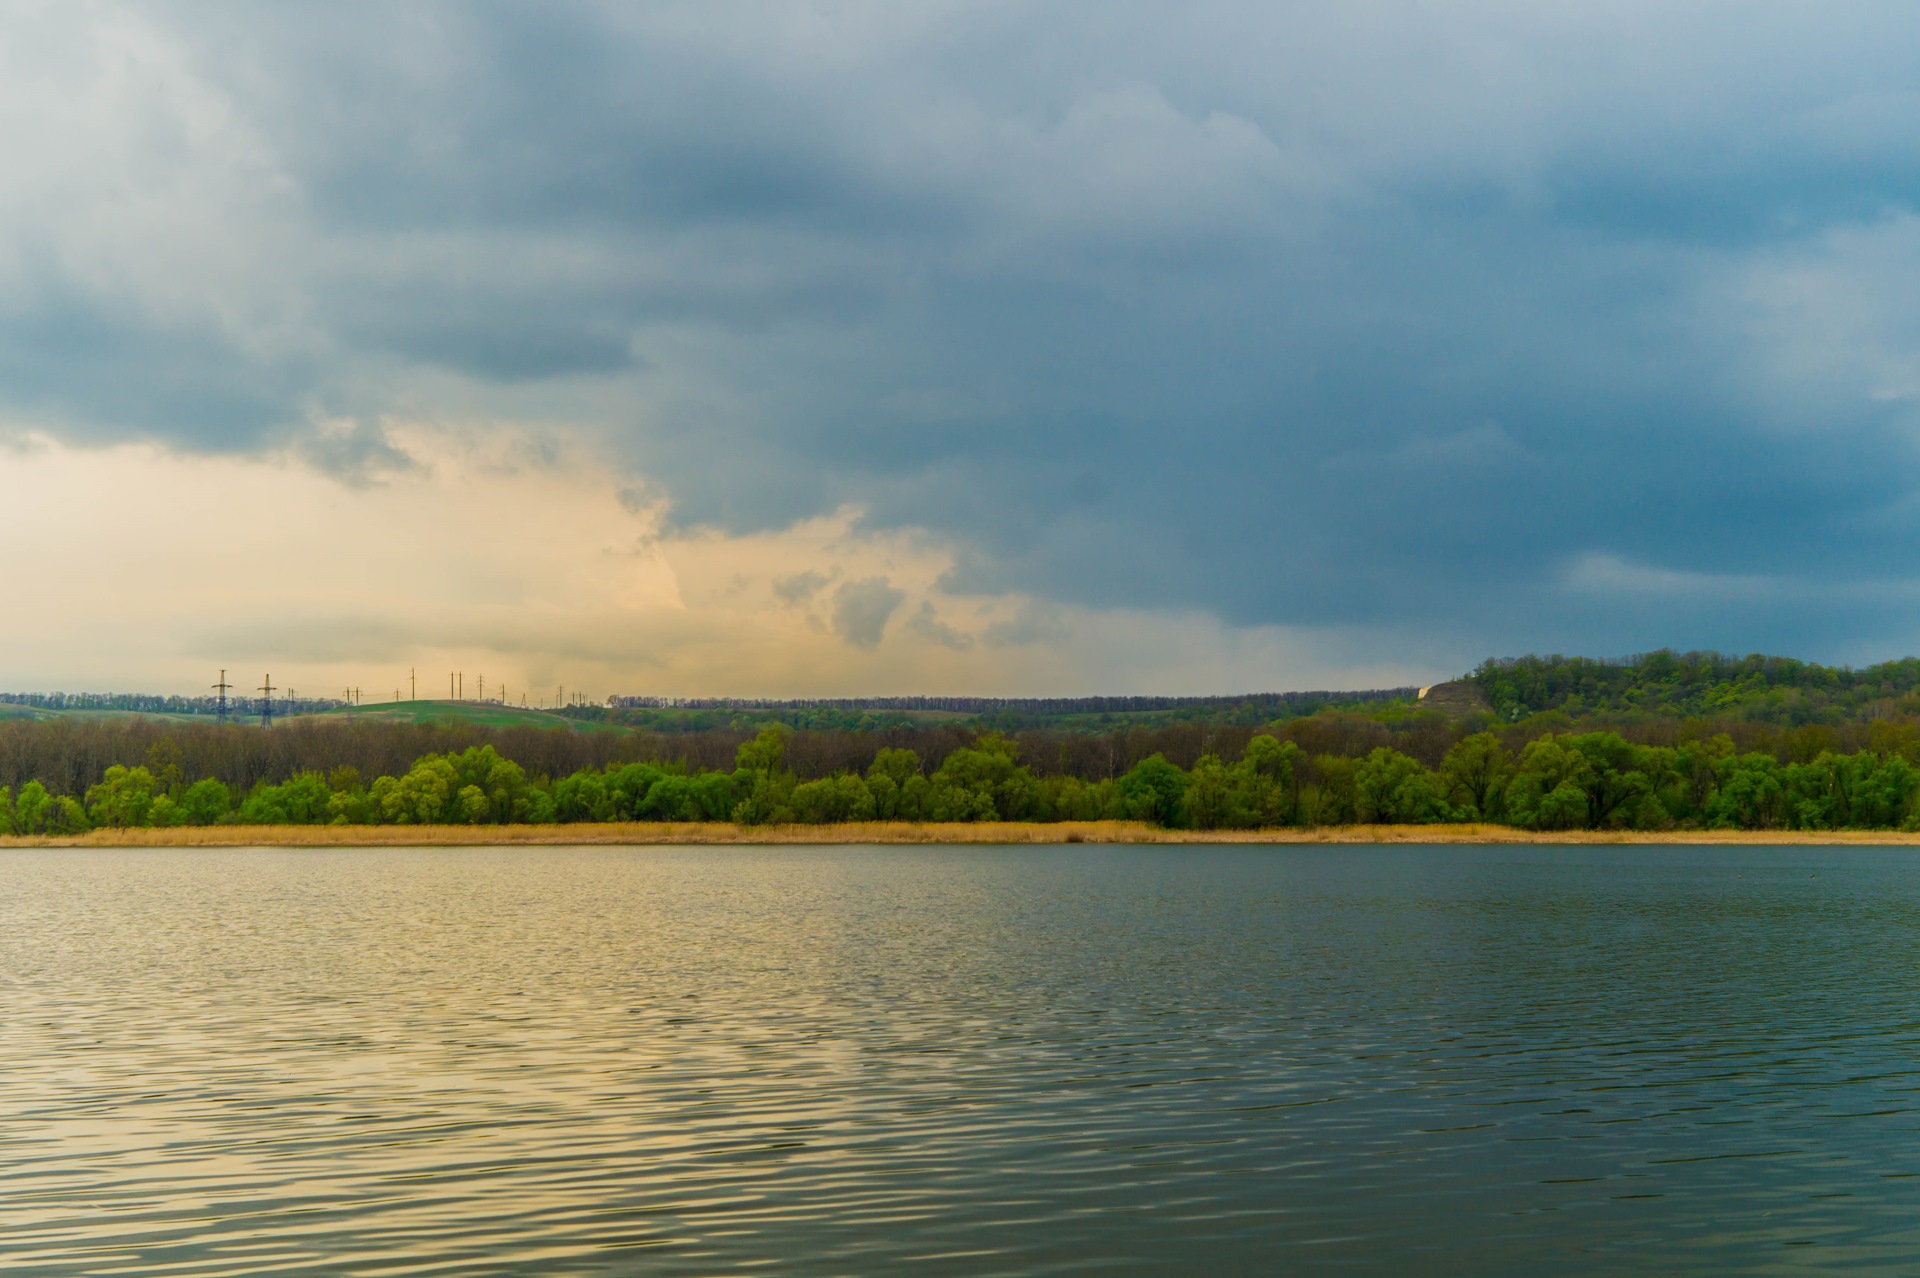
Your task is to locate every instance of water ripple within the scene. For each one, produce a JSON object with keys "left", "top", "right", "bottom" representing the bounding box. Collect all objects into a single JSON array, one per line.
[{"left": 3, "top": 845, "right": 1920, "bottom": 1274}]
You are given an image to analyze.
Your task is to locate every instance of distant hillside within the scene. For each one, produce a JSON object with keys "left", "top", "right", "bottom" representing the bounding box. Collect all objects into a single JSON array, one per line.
[
  {"left": 588, "top": 688, "right": 1422, "bottom": 733},
  {"left": 16, "top": 654, "right": 1920, "bottom": 732},
  {"left": 1471, "top": 651, "right": 1920, "bottom": 724},
  {"left": 289, "top": 701, "right": 610, "bottom": 732}
]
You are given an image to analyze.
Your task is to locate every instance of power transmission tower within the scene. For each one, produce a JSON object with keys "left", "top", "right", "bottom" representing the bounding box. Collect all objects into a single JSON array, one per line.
[
  {"left": 259, "top": 674, "right": 275, "bottom": 727},
  {"left": 212, "top": 669, "right": 230, "bottom": 723}
]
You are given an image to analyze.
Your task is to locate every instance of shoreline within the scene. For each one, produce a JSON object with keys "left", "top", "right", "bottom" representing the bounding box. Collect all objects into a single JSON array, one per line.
[{"left": 6, "top": 821, "right": 1920, "bottom": 848}]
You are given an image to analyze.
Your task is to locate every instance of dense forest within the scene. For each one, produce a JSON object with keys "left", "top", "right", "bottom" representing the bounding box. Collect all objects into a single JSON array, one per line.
[
  {"left": 12, "top": 647, "right": 1920, "bottom": 832},
  {"left": 1472, "top": 650, "right": 1920, "bottom": 723}
]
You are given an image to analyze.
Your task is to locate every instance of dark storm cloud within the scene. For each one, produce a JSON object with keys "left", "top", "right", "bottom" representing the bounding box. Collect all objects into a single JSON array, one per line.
[
  {"left": 0, "top": 268, "right": 307, "bottom": 449},
  {"left": 17, "top": 2, "right": 1920, "bottom": 666}
]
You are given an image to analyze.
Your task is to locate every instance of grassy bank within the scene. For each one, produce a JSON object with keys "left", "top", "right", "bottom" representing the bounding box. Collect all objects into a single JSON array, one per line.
[{"left": 7, "top": 822, "right": 1920, "bottom": 848}]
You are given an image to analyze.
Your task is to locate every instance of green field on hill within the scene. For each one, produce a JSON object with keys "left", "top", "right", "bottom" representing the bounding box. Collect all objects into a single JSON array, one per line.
[
  {"left": 287, "top": 701, "right": 613, "bottom": 731},
  {"left": 0, "top": 704, "right": 215, "bottom": 725}
]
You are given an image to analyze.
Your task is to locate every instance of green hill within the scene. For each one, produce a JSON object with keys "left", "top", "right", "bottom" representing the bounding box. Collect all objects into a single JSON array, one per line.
[
  {"left": 1471, "top": 651, "right": 1920, "bottom": 724},
  {"left": 286, "top": 701, "right": 615, "bottom": 732}
]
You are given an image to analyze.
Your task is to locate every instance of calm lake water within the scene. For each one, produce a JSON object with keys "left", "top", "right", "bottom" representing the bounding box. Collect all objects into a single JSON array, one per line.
[{"left": 3, "top": 844, "right": 1920, "bottom": 1275}]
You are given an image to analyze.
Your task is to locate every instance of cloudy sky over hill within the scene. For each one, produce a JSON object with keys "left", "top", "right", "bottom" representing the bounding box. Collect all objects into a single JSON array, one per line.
[{"left": 8, "top": 2, "right": 1920, "bottom": 695}]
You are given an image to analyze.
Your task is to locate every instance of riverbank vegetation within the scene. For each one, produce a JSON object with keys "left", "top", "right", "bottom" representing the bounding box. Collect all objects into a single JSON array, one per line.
[{"left": 12, "top": 709, "right": 1920, "bottom": 834}]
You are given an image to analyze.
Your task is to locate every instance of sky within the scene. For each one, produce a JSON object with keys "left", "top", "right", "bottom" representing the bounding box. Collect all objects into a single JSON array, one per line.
[{"left": 7, "top": 1, "right": 1920, "bottom": 698}]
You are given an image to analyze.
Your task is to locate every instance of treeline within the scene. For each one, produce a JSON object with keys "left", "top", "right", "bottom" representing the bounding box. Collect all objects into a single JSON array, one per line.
[
  {"left": 13, "top": 720, "right": 1920, "bottom": 834},
  {"left": 0, "top": 692, "right": 348, "bottom": 715},
  {"left": 1475, "top": 650, "right": 1920, "bottom": 724},
  {"left": 0, "top": 714, "right": 1282, "bottom": 799},
  {"left": 588, "top": 689, "right": 1416, "bottom": 734},
  {"left": 13, "top": 701, "right": 1920, "bottom": 800}
]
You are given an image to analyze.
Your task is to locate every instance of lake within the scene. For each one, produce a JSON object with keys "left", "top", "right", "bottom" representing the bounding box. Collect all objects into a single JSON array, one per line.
[{"left": 3, "top": 844, "right": 1918, "bottom": 1275}]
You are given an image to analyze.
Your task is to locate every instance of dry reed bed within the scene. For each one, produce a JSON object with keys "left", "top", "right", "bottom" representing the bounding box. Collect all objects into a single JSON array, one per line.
[{"left": 5, "top": 822, "right": 1920, "bottom": 848}]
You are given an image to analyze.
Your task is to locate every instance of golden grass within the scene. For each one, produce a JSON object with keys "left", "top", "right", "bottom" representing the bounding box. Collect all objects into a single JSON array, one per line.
[{"left": 6, "top": 821, "right": 1920, "bottom": 848}]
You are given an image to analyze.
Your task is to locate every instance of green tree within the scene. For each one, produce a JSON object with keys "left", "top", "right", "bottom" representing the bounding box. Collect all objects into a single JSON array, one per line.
[
  {"left": 609, "top": 762, "right": 670, "bottom": 819},
  {"left": 145, "top": 738, "right": 186, "bottom": 796},
  {"left": 1184, "top": 753, "right": 1245, "bottom": 829},
  {"left": 791, "top": 774, "right": 878, "bottom": 823},
  {"left": 1047, "top": 774, "right": 1118, "bottom": 821},
  {"left": 86, "top": 765, "right": 159, "bottom": 828},
  {"left": 50, "top": 796, "right": 91, "bottom": 834},
  {"left": 627, "top": 773, "right": 704, "bottom": 821},
  {"left": 927, "top": 735, "right": 1042, "bottom": 822},
  {"left": 736, "top": 725, "right": 790, "bottom": 775},
  {"left": 239, "top": 773, "right": 333, "bottom": 824},
  {"left": 456, "top": 784, "right": 490, "bottom": 823},
  {"left": 1439, "top": 733, "right": 1513, "bottom": 821},
  {"left": 1708, "top": 753, "right": 1786, "bottom": 829},
  {"left": 1354, "top": 748, "right": 1453, "bottom": 823},
  {"left": 1503, "top": 736, "right": 1591, "bottom": 830},
  {"left": 866, "top": 749, "right": 929, "bottom": 821},
  {"left": 14, "top": 781, "right": 53, "bottom": 835},
  {"left": 176, "top": 778, "right": 233, "bottom": 826},
  {"left": 1561, "top": 733, "right": 1657, "bottom": 828},
  {"left": 1306, "top": 755, "right": 1357, "bottom": 825},
  {"left": 1115, "top": 754, "right": 1189, "bottom": 826},
  {"left": 1240, "top": 735, "right": 1302, "bottom": 826},
  {"left": 373, "top": 756, "right": 462, "bottom": 824}
]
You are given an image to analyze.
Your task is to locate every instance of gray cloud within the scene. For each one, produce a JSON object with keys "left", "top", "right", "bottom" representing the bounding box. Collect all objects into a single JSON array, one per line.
[
  {"left": 905, "top": 601, "right": 973, "bottom": 651},
  {"left": 772, "top": 569, "right": 832, "bottom": 604},
  {"left": 831, "top": 577, "right": 905, "bottom": 650},
  {"left": 11, "top": 4, "right": 1920, "bottom": 669},
  {"left": 294, "top": 417, "right": 416, "bottom": 485}
]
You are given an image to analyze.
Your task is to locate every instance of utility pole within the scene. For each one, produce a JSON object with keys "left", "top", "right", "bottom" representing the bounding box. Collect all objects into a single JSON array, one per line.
[
  {"left": 479, "top": 674, "right": 485, "bottom": 702},
  {"left": 459, "top": 672, "right": 464, "bottom": 700},
  {"left": 410, "top": 668, "right": 416, "bottom": 701},
  {"left": 259, "top": 674, "right": 275, "bottom": 727},
  {"left": 213, "top": 669, "right": 230, "bottom": 724},
  {"left": 450, "top": 671, "right": 455, "bottom": 700}
]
